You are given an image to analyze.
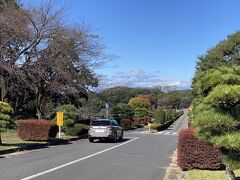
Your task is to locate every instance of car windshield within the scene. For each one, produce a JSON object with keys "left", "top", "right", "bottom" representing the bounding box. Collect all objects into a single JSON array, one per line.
[{"left": 91, "top": 120, "right": 111, "bottom": 126}]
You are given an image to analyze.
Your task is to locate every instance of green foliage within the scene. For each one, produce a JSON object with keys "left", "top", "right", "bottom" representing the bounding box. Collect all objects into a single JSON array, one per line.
[
  {"left": 137, "top": 94, "right": 157, "bottom": 105},
  {"left": 150, "top": 123, "right": 162, "bottom": 130},
  {"left": 158, "top": 90, "right": 193, "bottom": 109},
  {"left": 167, "top": 95, "right": 181, "bottom": 109},
  {"left": 64, "top": 124, "right": 88, "bottom": 136},
  {"left": 134, "top": 107, "right": 151, "bottom": 118},
  {"left": 222, "top": 151, "right": 240, "bottom": 169},
  {"left": 53, "top": 104, "right": 81, "bottom": 135},
  {"left": 212, "top": 133, "right": 240, "bottom": 150},
  {"left": 192, "top": 64, "right": 240, "bottom": 170},
  {"left": 164, "top": 109, "right": 175, "bottom": 122},
  {"left": 59, "top": 104, "right": 78, "bottom": 120},
  {"left": 128, "top": 97, "right": 151, "bottom": 109},
  {"left": 205, "top": 85, "right": 240, "bottom": 110},
  {"left": 196, "top": 31, "right": 240, "bottom": 72},
  {"left": 0, "top": 102, "right": 13, "bottom": 114},
  {"left": 111, "top": 105, "right": 122, "bottom": 121},
  {"left": 100, "top": 86, "right": 150, "bottom": 106},
  {"left": 81, "top": 87, "right": 192, "bottom": 118},
  {"left": 193, "top": 66, "right": 240, "bottom": 97},
  {"left": 121, "top": 104, "right": 134, "bottom": 119},
  {"left": 194, "top": 110, "right": 239, "bottom": 141},
  {"left": 0, "top": 101, "right": 13, "bottom": 133},
  {"left": 111, "top": 104, "right": 134, "bottom": 122},
  {"left": 63, "top": 119, "right": 75, "bottom": 128},
  {"left": 155, "top": 109, "right": 165, "bottom": 124}
]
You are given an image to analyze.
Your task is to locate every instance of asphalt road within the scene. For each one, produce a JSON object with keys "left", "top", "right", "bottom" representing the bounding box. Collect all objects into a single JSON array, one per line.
[{"left": 0, "top": 110, "right": 188, "bottom": 180}]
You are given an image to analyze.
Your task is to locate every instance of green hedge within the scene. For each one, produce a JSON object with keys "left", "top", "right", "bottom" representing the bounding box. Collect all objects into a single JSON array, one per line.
[{"left": 64, "top": 124, "right": 88, "bottom": 136}]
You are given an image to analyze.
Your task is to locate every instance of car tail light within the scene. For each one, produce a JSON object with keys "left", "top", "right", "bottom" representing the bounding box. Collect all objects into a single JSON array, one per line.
[{"left": 106, "top": 125, "right": 112, "bottom": 130}]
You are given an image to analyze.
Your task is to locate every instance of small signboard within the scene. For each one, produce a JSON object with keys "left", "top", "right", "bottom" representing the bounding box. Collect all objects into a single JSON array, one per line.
[
  {"left": 57, "top": 112, "right": 64, "bottom": 126},
  {"left": 105, "top": 103, "right": 109, "bottom": 109}
]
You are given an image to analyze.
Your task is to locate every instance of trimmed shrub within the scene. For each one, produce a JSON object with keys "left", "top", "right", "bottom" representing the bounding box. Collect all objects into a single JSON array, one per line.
[
  {"left": 177, "top": 128, "right": 223, "bottom": 170},
  {"left": 132, "top": 118, "right": 140, "bottom": 126},
  {"left": 150, "top": 123, "right": 162, "bottom": 130},
  {"left": 155, "top": 109, "right": 165, "bottom": 124},
  {"left": 64, "top": 124, "right": 88, "bottom": 136},
  {"left": 0, "top": 101, "right": 14, "bottom": 131},
  {"left": 18, "top": 119, "right": 58, "bottom": 141}
]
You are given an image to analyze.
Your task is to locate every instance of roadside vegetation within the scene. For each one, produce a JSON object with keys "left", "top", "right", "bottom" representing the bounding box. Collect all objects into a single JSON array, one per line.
[
  {"left": 187, "top": 169, "right": 240, "bottom": 180},
  {"left": 178, "top": 31, "right": 240, "bottom": 179}
]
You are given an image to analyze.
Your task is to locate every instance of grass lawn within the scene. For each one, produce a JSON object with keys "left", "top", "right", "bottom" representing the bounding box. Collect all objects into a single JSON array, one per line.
[
  {"left": 0, "top": 130, "right": 47, "bottom": 151},
  {"left": 0, "top": 130, "right": 78, "bottom": 151},
  {"left": 188, "top": 169, "right": 240, "bottom": 180}
]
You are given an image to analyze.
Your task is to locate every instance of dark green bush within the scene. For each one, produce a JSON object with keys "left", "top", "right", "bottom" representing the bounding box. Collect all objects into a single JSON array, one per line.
[{"left": 64, "top": 123, "right": 88, "bottom": 136}]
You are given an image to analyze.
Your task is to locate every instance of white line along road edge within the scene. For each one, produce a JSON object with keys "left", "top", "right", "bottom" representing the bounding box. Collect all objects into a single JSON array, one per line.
[{"left": 21, "top": 137, "right": 140, "bottom": 180}]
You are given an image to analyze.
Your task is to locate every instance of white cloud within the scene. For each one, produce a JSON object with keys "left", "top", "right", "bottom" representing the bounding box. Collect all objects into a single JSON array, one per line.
[{"left": 97, "top": 70, "right": 192, "bottom": 90}]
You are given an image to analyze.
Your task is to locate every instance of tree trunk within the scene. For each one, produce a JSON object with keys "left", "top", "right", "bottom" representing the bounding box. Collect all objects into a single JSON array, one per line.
[
  {"left": 0, "top": 76, "right": 6, "bottom": 101},
  {"left": 0, "top": 133, "right": 2, "bottom": 145},
  {"left": 36, "top": 107, "right": 41, "bottom": 119},
  {"left": 35, "top": 88, "right": 42, "bottom": 119},
  {"left": 225, "top": 166, "right": 235, "bottom": 180}
]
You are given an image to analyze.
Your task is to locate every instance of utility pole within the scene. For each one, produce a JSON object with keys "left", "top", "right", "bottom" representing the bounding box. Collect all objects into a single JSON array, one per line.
[{"left": 105, "top": 103, "right": 109, "bottom": 118}]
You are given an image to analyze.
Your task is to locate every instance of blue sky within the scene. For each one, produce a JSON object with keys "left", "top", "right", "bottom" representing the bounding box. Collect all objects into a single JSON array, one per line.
[{"left": 21, "top": 0, "right": 240, "bottom": 89}]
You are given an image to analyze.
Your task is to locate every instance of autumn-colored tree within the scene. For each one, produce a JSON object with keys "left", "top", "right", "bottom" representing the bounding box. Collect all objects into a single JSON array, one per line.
[
  {"left": 128, "top": 97, "right": 151, "bottom": 109},
  {"left": 137, "top": 94, "right": 157, "bottom": 105}
]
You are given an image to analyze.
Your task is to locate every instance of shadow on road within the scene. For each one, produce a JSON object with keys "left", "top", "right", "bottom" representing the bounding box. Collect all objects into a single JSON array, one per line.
[{"left": 0, "top": 140, "right": 73, "bottom": 156}]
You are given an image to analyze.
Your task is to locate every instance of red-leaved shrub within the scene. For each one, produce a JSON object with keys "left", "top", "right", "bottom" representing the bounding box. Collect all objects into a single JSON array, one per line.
[
  {"left": 177, "top": 128, "right": 223, "bottom": 170},
  {"left": 18, "top": 119, "right": 58, "bottom": 141},
  {"left": 120, "top": 119, "right": 132, "bottom": 128},
  {"left": 132, "top": 117, "right": 150, "bottom": 126}
]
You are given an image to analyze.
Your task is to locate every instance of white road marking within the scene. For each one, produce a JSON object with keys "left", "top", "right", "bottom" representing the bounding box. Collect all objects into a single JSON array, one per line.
[
  {"left": 126, "top": 130, "right": 178, "bottom": 136},
  {"left": 139, "top": 131, "right": 149, "bottom": 134},
  {"left": 21, "top": 137, "right": 139, "bottom": 180}
]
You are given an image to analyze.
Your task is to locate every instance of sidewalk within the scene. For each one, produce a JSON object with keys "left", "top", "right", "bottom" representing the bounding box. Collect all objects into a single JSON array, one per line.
[{"left": 163, "top": 150, "right": 187, "bottom": 180}]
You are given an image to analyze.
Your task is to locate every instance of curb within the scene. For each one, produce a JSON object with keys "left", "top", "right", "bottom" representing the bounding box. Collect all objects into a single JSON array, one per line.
[{"left": 0, "top": 135, "right": 88, "bottom": 156}]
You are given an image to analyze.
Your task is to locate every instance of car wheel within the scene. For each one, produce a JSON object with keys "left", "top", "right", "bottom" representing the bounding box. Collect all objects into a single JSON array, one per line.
[
  {"left": 112, "top": 132, "right": 117, "bottom": 143},
  {"left": 89, "top": 138, "right": 94, "bottom": 143},
  {"left": 119, "top": 131, "right": 123, "bottom": 141}
]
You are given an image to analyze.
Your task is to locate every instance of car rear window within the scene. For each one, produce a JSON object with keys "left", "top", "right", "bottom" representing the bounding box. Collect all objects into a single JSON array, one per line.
[{"left": 91, "top": 120, "right": 111, "bottom": 126}]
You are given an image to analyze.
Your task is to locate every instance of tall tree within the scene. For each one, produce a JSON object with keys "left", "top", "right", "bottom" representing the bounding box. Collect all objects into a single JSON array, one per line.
[
  {"left": 196, "top": 31, "right": 240, "bottom": 72},
  {"left": 192, "top": 66, "right": 240, "bottom": 180},
  {"left": 0, "top": 1, "right": 107, "bottom": 118}
]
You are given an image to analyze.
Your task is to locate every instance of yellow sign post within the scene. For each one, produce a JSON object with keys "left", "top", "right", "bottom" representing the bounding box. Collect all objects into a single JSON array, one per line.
[
  {"left": 148, "top": 122, "right": 152, "bottom": 133},
  {"left": 57, "top": 112, "right": 64, "bottom": 138}
]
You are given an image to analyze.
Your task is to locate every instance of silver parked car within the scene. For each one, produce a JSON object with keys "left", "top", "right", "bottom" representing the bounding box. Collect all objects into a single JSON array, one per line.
[{"left": 88, "top": 119, "right": 123, "bottom": 143}]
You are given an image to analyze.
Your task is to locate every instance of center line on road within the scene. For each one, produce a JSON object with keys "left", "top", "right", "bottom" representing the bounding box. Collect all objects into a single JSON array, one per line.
[{"left": 21, "top": 137, "right": 140, "bottom": 180}]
